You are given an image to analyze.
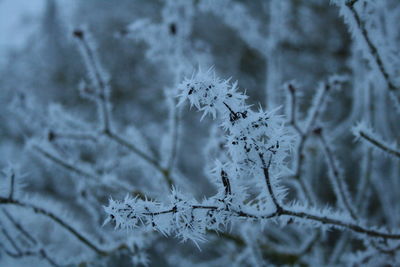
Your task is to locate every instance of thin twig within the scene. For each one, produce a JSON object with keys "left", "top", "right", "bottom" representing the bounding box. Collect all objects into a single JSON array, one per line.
[
  {"left": 0, "top": 197, "right": 107, "bottom": 256},
  {"left": 32, "top": 143, "right": 135, "bottom": 191},
  {"left": 32, "top": 144, "right": 99, "bottom": 181},
  {"left": 316, "top": 129, "right": 357, "bottom": 220},
  {"left": 259, "top": 153, "right": 282, "bottom": 212},
  {"left": 74, "top": 29, "right": 111, "bottom": 133},
  {"left": 8, "top": 170, "right": 15, "bottom": 200},
  {"left": 74, "top": 29, "right": 174, "bottom": 188},
  {"left": 1, "top": 209, "right": 59, "bottom": 266},
  {"left": 113, "top": 198, "right": 400, "bottom": 240},
  {"left": 0, "top": 221, "right": 22, "bottom": 254},
  {"left": 345, "top": 0, "right": 400, "bottom": 104},
  {"left": 2, "top": 209, "right": 36, "bottom": 245},
  {"left": 280, "top": 208, "right": 400, "bottom": 240},
  {"left": 358, "top": 130, "right": 400, "bottom": 158},
  {"left": 105, "top": 130, "right": 174, "bottom": 188},
  {"left": 48, "top": 130, "right": 97, "bottom": 143},
  {"left": 166, "top": 105, "right": 182, "bottom": 171}
]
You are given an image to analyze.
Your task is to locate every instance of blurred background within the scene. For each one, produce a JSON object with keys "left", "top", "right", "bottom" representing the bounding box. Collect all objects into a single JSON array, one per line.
[{"left": 0, "top": 0, "right": 350, "bottom": 176}]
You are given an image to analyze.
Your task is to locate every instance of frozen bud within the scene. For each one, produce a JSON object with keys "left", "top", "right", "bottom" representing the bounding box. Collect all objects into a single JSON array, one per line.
[{"left": 177, "top": 68, "right": 247, "bottom": 120}]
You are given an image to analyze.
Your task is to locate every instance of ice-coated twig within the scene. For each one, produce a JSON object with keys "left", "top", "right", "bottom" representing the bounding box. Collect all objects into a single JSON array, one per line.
[
  {"left": 303, "top": 82, "right": 331, "bottom": 134},
  {"left": 47, "top": 130, "right": 98, "bottom": 143},
  {"left": 3, "top": 167, "right": 16, "bottom": 200},
  {"left": 315, "top": 128, "right": 357, "bottom": 220},
  {"left": 286, "top": 83, "right": 303, "bottom": 135},
  {"left": 0, "top": 197, "right": 107, "bottom": 256},
  {"left": 259, "top": 153, "right": 281, "bottom": 212},
  {"left": 31, "top": 143, "right": 99, "bottom": 181},
  {"left": 73, "top": 29, "right": 111, "bottom": 133},
  {"left": 337, "top": 0, "right": 400, "bottom": 105},
  {"left": 73, "top": 28, "right": 174, "bottom": 188},
  {"left": 353, "top": 122, "right": 400, "bottom": 159},
  {"left": 0, "top": 220, "right": 22, "bottom": 255},
  {"left": 1, "top": 209, "right": 59, "bottom": 266},
  {"left": 285, "top": 81, "right": 332, "bottom": 204},
  {"left": 285, "top": 83, "right": 315, "bottom": 204},
  {"left": 105, "top": 192, "right": 400, "bottom": 241}
]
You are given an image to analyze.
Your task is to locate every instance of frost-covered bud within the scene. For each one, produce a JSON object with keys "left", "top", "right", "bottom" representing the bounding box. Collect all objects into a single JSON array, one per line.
[
  {"left": 104, "top": 196, "right": 166, "bottom": 230},
  {"left": 177, "top": 69, "right": 247, "bottom": 120},
  {"left": 104, "top": 188, "right": 243, "bottom": 245},
  {"left": 178, "top": 69, "right": 292, "bottom": 190},
  {"left": 226, "top": 108, "right": 290, "bottom": 172},
  {"left": 210, "top": 161, "right": 247, "bottom": 203}
]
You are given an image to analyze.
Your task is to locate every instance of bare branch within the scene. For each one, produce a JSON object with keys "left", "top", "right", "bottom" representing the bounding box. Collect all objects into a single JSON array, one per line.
[
  {"left": 0, "top": 197, "right": 107, "bottom": 256},
  {"left": 315, "top": 128, "right": 357, "bottom": 220},
  {"left": 355, "top": 127, "right": 400, "bottom": 158},
  {"left": 344, "top": 0, "right": 400, "bottom": 104}
]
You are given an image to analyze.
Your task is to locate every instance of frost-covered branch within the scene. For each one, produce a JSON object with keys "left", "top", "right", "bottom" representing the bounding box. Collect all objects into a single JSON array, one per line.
[
  {"left": 47, "top": 130, "right": 97, "bottom": 143},
  {"left": 104, "top": 192, "right": 277, "bottom": 245},
  {"left": 0, "top": 209, "right": 59, "bottom": 267},
  {"left": 3, "top": 167, "right": 16, "bottom": 200},
  {"left": 31, "top": 143, "right": 99, "bottom": 181},
  {"left": 73, "top": 28, "right": 175, "bottom": 188},
  {"left": 285, "top": 79, "right": 341, "bottom": 203},
  {"left": 106, "top": 70, "right": 400, "bottom": 246},
  {"left": 0, "top": 197, "right": 106, "bottom": 256},
  {"left": 105, "top": 191, "right": 400, "bottom": 242},
  {"left": 315, "top": 128, "right": 357, "bottom": 219},
  {"left": 353, "top": 122, "right": 400, "bottom": 158},
  {"left": 343, "top": 0, "right": 398, "bottom": 93},
  {"left": 336, "top": 0, "right": 400, "bottom": 105},
  {"left": 286, "top": 83, "right": 303, "bottom": 135},
  {"left": 73, "top": 29, "right": 112, "bottom": 133}
]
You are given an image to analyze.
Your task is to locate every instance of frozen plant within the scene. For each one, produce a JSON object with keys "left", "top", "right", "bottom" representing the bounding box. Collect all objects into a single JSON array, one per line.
[
  {"left": 105, "top": 69, "right": 400, "bottom": 264},
  {"left": 1, "top": 0, "right": 400, "bottom": 266}
]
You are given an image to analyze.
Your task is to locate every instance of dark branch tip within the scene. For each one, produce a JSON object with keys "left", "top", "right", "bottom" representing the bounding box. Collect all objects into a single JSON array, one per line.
[
  {"left": 288, "top": 84, "right": 296, "bottom": 93},
  {"left": 169, "top": 23, "right": 177, "bottom": 35},
  {"left": 313, "top": 127, "right": 322, "bottom": 135},
  {"left": 73, "top": 29, "right": 84, "bottom": 39},
  {"left": 47, "top": 131, "right": 56, "bottom": 142}
]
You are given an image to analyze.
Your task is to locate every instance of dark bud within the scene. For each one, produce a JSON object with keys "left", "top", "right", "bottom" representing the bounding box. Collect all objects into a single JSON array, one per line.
[
  {"left": 325, "top": 83, "right": 331, "bottom": 91},
  {"left": 118, "top": 28, "right": 128, "bottom": 37},
  {"left": 73, "top": 29, "right": 84, "bottom": 39},
  {"left": 221, "top": 170, "right": 231, "bottom": 195},
  {"left": 169, "top": 23, "right": 177, "bottom": 35},
  {"left": 313, "top": 127, "right": 322, "bottom": 135},
  {"left": 188, "top": 87, "right": 195, "bottom": 95},
  {"left": 288, "top": 83, "right": 296, "bottom": 92},
  {"left": 48, "top": 130, "right": 56, "bottom": 142}
]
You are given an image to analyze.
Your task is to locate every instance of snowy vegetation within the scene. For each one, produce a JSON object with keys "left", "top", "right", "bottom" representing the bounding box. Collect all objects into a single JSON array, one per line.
[{"left": 0, "top": 0, "right": 400, "bottom": 266}]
